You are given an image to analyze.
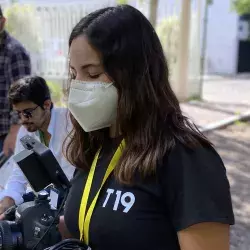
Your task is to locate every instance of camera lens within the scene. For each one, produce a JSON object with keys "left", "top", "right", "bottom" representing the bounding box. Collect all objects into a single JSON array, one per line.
[
  {"left": 0, "top": 221, "right": 14, "bottom": 250},
  {"left": 0, "top": 221, "right": 22, "bottom": 250}
]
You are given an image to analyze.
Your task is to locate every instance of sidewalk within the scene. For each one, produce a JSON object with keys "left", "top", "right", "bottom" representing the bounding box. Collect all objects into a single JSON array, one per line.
[
  {"left": 181, "top": 76, "right": 250, "bottom": 250},
  {"left": 209, "top": 122, "right": 250, "bottom": 250},
  {"left": 181, "top": 76, "right": 250, "bottom": 127}
]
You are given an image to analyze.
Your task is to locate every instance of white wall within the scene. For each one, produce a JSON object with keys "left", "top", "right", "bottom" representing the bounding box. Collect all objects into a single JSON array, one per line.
[{"left": 205, "top": 0, "right": 238, "bottom": 75}]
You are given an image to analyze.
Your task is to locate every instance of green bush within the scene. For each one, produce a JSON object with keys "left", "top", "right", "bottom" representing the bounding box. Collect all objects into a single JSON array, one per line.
[
  {"left": 232, "top": 0, "right": 250, "bottom": 15},
  {"left": 46, "top": 81, "right": 64, "bottom": 107},
  {"left": 4, "top": 3, "right": 42, "bottom": 53},
  {"left": 156, "top": 16, "right": 180, "bottom": 78}
]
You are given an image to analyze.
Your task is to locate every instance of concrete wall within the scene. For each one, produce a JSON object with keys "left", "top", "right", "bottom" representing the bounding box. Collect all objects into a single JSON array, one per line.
[{"left": 205, "top": 0, "right": 239, "bottom": 75}]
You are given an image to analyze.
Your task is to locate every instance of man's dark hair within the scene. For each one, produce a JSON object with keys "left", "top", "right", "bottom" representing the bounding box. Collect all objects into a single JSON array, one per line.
[
  {"left": 0, "top": 6, "right": 3, "bottom": 17},
  {"left": 8, "top": 76, "right": 51, "bottom": 107}
]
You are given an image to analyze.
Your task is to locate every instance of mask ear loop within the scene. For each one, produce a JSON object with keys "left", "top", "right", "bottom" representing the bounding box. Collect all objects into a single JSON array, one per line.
[{"left": 104, "top": 83, "right": 114, "bottom": 88}]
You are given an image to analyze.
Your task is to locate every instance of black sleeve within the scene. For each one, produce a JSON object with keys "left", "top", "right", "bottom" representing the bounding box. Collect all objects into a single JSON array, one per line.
[{"left": 159, "top": 142, "right": 235, "bottom": 232}]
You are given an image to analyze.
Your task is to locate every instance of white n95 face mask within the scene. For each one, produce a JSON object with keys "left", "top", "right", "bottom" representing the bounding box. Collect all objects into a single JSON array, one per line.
[{"left": 68, "top": 80, "right": 118, "bottom": 132}]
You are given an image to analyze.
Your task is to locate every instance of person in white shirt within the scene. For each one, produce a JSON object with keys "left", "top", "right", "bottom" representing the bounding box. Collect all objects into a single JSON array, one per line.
[{"left": 0, "top": 76, "right": 75, "bottom": 217}]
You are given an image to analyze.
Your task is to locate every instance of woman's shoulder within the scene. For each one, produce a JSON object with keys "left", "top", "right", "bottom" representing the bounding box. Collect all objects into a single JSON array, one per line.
[
  {"left": 170, "top": 140, "right": 222, "bottom": 162},
  {"left": 159, "top": 139, "right": 227, "bottom": 181},
  {"left": 158, "top": 140, "right": 234, "bottom": 231}
]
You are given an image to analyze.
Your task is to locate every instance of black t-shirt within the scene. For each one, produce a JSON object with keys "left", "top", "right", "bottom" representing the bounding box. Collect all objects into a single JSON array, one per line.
[{"left": 64, "top": 139, "right": 234, "bottom": 250}]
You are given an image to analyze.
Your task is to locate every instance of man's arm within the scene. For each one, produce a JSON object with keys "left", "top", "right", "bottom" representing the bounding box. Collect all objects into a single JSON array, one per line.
[
  {"left": 0, "top": 127, "right": 29, "bottom": 216},
  {"left": 3, "top": 124, "right": 20, "bottom": 156},
  {"left": 3, "top": 47, "right": 31, "bottom": 156}
]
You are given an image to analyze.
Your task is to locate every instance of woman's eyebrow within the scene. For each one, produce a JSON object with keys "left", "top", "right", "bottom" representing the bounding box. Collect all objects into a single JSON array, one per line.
[
  {"left": 81, "top": 63, "right": 101, "bottom": 70},
  {"left": 69, "top": 63, "right": 101, "bottom": 70}
]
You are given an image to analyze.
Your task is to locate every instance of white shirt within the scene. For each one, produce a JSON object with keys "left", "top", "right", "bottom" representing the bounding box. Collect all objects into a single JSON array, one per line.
[{"left": 0, "top": 107, "right": 75, "bottom": 205}]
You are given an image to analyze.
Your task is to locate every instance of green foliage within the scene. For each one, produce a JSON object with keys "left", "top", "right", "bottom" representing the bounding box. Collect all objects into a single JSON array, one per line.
[
  {"left": 116, "top": 0, "right": 128, "bottom": 4},
  {"left": 156, "top": 16, "right": 180, "bottom": 67},
  {"left": 46, "top": 81, "right": 64, "bottom": 107},
  {"left": 234, "top": 119, "right": 247, "bottom": 126},
  {"left": 232, "top": 0, "right": 250, "bottom": 15},
  {"left": 187, "top": 95, "right": 202, "bottom": 102},
  {"left": 116, "top": 0, "right": 144, "bottom": 4},
  {"left": 4, "top": 3, "right": 42, "bottom": 53}
]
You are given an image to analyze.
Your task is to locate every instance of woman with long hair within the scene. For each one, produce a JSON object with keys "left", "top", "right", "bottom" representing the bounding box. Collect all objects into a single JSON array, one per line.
[{"left": 63, "top": 4, "right": 234, "bottom": 250}]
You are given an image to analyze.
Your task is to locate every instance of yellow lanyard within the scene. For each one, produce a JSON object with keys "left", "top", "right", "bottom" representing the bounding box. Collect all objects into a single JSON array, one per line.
[{"left": 78, "top": 139, "right": 125, "bottom": 245}]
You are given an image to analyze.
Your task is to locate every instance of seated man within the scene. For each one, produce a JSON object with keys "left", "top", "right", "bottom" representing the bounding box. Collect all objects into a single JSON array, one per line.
[{"left": 0, "top": 76, "right": 75, "bottom": 217}]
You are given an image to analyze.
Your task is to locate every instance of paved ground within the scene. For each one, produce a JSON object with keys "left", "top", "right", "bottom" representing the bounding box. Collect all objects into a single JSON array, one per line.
[
  {"left": 182, "top": 76, "right": 250, "bottom": 249},
  {"left": 181, "top": 76, "right": 250, "bottom": 127},
  {"left": 205, "top": 122, "right": 250, "bottom": 249}
]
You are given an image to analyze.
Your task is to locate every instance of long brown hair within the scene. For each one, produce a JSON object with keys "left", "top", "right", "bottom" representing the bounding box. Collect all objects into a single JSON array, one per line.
[{"left": 64, "top": 5, "right": 211, "bottom": 184}]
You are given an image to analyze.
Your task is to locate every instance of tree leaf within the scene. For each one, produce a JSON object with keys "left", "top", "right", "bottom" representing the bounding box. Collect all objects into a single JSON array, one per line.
[{"left": 232, "top": 0, "right": 250, "bottom": 15}]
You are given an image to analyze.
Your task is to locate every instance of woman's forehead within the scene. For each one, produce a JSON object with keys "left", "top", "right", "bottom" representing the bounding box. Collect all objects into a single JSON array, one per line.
[{"left": 69, "top": 35, "right": 101, "bottom": 68}]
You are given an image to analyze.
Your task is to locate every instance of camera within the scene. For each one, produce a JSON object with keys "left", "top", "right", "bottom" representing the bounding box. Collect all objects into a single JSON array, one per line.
[
  {"left": 0, "top": 190, "right": 61, "bottom": 250},
  {"left": 0, "top": 135, "right": 71, "bottom": 250}
]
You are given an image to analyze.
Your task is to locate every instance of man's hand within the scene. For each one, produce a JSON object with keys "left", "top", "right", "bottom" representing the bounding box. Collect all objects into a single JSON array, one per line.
[
  {"left": 3, "top": 124, "right": 20, "bottom": 156},
  {"left": 0, "top": 196, "right": 15, "bottom": 220},
  {"left": 0, "top": 213, "right": 5, "bottom": 220}
]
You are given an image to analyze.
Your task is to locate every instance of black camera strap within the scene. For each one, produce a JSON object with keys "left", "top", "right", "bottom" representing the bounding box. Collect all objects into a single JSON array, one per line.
[{"left": 44, "top": 239, "right": 90, "bottom": 250}]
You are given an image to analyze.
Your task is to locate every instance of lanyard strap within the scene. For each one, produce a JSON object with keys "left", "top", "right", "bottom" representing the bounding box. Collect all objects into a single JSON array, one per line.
[
  {"left": 78, "top": 139, "right": 125, "bottom": 245},
  {"left": 39, "top": 130, "right": 48, "bottom": 147}
]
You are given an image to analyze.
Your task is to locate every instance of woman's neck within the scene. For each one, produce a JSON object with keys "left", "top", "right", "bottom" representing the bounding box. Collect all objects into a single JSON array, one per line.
[{"left": 109, "top": 122, "right": 121, "bottom": 138}]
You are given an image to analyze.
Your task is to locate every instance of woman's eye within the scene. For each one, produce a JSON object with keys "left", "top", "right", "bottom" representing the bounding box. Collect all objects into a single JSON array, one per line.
[{"left": 88, "top": 74, "right": 100, "bottom": 79}]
